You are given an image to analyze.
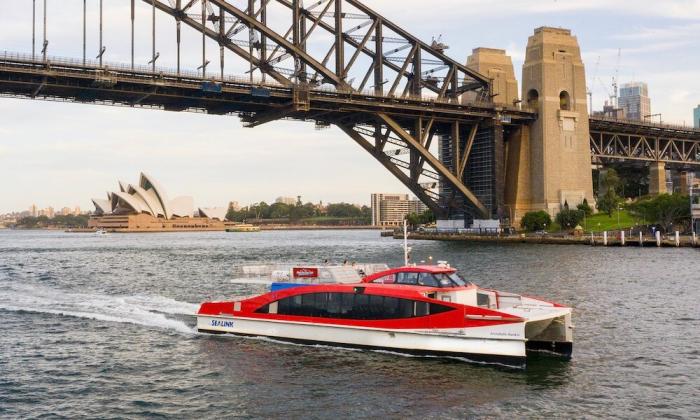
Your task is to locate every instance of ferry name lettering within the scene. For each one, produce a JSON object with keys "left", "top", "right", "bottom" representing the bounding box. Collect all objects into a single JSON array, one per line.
[{"left": 211, "top": 320, "right": 235, "bottom": 328}]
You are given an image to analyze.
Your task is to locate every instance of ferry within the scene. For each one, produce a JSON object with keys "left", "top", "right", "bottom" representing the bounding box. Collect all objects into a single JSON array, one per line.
[
  {"left": 226, "top": 224, "right": 260, "bottom": 233},
  {"left": 197, "top": 264, "right": 573, "bottom": 366}
]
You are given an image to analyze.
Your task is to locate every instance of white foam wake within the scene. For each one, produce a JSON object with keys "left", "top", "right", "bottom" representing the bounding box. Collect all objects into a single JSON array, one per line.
[{"left": 0, "top": 283, "right": 199, "bottom": 335}]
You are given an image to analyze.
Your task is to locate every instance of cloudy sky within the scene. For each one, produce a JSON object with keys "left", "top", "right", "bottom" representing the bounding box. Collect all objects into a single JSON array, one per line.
[{"left": 1, "top": 0, "right": 698, "bottom": 213}]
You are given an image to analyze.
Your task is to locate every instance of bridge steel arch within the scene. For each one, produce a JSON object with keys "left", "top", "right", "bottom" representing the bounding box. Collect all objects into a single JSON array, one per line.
[{"left": 0, "top": 0, "right": 537, "bottom": 220}]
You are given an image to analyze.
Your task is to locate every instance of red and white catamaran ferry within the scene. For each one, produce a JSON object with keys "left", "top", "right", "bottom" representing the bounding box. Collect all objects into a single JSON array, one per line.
[{"left": 197, "top": 264, "right": 573, "bottom": 366}]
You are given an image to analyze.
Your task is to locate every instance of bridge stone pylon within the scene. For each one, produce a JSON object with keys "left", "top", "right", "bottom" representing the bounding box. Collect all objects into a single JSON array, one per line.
[{"left": 505, "top": 27, "right": 595, "bottom": 223}]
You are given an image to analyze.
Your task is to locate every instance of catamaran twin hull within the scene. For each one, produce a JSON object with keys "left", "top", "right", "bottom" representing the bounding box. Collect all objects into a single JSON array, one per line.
[
  {"left": 197, "top": 266, "right": 573, "bottom": 367},
  {"left": 197, "top": 313, "right": 571, "bottom": 366}
]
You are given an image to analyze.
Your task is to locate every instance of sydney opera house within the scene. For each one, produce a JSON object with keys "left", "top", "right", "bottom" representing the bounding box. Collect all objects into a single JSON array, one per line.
[{"left": 89, "top": 173, "right": 232, "bottom": 232}]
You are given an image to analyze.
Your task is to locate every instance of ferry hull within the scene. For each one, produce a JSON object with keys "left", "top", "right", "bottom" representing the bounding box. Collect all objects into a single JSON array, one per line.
[{"left": 197, "top": 315, "right": 530, "bottom": 366}]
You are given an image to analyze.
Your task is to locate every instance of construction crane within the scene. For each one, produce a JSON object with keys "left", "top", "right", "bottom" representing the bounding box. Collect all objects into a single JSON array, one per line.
[{"left": 611, "top": 48, "right": 621, "bottom": 108}]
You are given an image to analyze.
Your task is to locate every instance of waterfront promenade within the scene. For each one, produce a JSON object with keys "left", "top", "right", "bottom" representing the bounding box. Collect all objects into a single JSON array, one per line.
[{"left": 395, "top": 230, "right": 699, "bottom": 248}]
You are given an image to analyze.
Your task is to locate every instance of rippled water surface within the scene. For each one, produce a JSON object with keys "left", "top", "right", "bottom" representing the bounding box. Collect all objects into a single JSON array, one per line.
[{"left": 1, "top": 230, "right": 698, "bottom": 418}]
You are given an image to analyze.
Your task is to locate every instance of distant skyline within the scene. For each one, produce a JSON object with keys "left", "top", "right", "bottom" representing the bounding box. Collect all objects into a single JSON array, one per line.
[{"left": 1, "top": 1, "right": 699, "bottom": 213}]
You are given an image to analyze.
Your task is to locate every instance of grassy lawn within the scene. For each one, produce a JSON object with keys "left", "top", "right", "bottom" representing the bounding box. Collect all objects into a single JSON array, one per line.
[{"left": 548, "top": 210, "right": 642, "bottom": 233}]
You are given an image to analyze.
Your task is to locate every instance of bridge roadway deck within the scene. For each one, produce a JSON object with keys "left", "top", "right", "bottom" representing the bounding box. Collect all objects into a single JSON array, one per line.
[{"left": 0, "top": 53, "right": 534, "bottom": 129}]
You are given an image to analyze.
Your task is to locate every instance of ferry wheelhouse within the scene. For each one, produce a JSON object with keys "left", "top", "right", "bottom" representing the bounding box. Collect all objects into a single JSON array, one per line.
[{"left": 197, "top": 265, "right": 573, "bottom": 366}]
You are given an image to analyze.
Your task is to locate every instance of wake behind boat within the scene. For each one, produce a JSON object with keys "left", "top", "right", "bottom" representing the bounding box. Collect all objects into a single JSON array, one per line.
[{"left": 197, "top": 264, "right": 573, "bottom": 367}]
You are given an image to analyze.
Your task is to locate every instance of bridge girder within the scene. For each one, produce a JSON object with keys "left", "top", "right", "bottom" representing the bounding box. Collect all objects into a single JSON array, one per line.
[
  {"left": 1, "top": 0, "right": 541, "bottom": 220},
  {"left": 141, "top": 0, "right": 495, "bottom": 217}
]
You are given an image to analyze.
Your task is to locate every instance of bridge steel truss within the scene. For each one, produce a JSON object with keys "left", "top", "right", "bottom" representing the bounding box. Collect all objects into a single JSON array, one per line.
[
  {"left": 590, "top": 117, "right": 700, "bottom": 168},
  {"left": 0, "top": 0, "right": 535, "bottom": 219}
]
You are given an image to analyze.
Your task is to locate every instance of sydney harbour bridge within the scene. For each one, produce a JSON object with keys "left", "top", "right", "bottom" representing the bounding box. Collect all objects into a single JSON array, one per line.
[{"left": 1, "top": 0, "right": 698, "bottom": 225}]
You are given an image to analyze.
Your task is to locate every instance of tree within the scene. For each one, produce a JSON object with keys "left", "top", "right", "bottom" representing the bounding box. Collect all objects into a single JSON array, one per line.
[
  {"left": 521, "top": 211, "right": 552, "bottom": 232},
  {"left": 577, "top": 198, "right": 593, "bottom": 216},
  {"left": 556, "top": 209, "right": 584, "bottom": 230},
  {"left": 597, "top": 168, "right": 622, "bottom": 216},
  {"left": 326, "top": 203, "right": 363, "bottom": 218},
  {"left": 418, "top": 209, "right": 436, "bottom": 225},
  {"left": 629, "top": 194, "right": 691, "bottom": 232},
  {"left": 269, "top": 202, "right": 291, "bottom": 219},
  {"left": 405, "top": 212, "right": 421, "bottom": 228}
]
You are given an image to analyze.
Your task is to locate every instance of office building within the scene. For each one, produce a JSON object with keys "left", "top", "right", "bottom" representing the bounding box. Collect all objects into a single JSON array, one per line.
[
  {"left": 618, "top": 82, "right": 651, "bottom": 121},
  {"left": 371, "top": 193, "right": 428, "bottom": 227},
  {"left": 275, "top": 197, "right": 297, "bottom": 206},
  {"left": 694, "top": 105, "right": 700, "bottom": 129}
]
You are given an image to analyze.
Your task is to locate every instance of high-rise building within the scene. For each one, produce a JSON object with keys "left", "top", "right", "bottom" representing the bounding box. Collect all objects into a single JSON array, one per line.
[
  {"left": 30, "top": 204, "right": 37, "bottom": 217},
  {"left": 370, "top": 194, "right": 427, "bottom": 227},
  {"left": 618, "top": 82, "right": 651, "bottom": 121},
  {"left": 694, "top": 105, "right": 700, "bottom": 129},
  {"left": 275, "top": 197, "right": 297, "bottom": 206}
]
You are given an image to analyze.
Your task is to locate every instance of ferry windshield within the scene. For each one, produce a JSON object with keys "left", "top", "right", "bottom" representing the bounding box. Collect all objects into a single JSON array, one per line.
[
  {"left": 435, "top": 273, "right": 469, "bottom": 287},
  {"left": 373, "top": 271, "right": 470, "bottom": 288}
]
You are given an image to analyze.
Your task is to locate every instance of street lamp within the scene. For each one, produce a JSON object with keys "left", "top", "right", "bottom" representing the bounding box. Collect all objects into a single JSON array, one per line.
[{"left": 617, "top": 205, "right": 623, "bottom": 228}]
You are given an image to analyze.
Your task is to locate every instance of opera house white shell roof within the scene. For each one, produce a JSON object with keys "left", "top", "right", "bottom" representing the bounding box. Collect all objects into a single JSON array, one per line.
[
  {"left": 198, "top": 207, "right": 228, "bottom": 221},
  {"left": 92, "top": 173, "right": 196, "bottom": 219}
]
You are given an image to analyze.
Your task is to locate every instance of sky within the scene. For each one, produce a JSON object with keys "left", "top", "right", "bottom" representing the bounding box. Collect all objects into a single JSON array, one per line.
[{"left": 1, "top": 0, "right": 699, "bottom": 213}]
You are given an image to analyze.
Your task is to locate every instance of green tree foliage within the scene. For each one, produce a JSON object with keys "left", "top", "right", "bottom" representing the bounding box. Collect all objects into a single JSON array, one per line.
[
  {"left": 16, "top": 214, "right": 89, "bottom": 228},
  {"left": 326, "top": 203, "right": 363, "bottom": 218},
  {"left": 225, "top": 201, "right": 370, "bottom": 225},
  {"left": 269, "top": 202, "right": 292, "bottom": 219},
  {"left": 577, "top": 198, "right": 593, "bottom": 216},
  {"left": 405, "top": 210, "right": 436, "bottom": 228},
  {"left": 628, "top": 194, "right": 691, "bottom": 232},
  {"left": 556, "top": 209, "right": 584, "bottom": 230},
  {"left": 289, "top": 203, "right": 317, "bottom": 221},
  {"left": 521, "top": 211, "right": 552, "bottom": 232},
  {"left": 597, "top": 168, "right": 622, "bottom": 216}
]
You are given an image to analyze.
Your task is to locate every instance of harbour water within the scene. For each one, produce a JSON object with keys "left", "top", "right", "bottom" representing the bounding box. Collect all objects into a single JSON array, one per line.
[{"left": 1, "top": 230, "right": 698, "bottom": 418}]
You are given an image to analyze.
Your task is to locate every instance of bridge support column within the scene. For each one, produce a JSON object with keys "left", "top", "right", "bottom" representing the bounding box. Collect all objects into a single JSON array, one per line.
[
  {"left": 649, "top": 162, "right": 667, "bottom": 195},
  {"left": 512, "top": 27, "right": 594, "bottom": 223},
  {"left": 504, "top": 126, "right": 533, "bottom": 224},
  {"left": 679, "top": 171, "right": 689, "bottom": 194}
]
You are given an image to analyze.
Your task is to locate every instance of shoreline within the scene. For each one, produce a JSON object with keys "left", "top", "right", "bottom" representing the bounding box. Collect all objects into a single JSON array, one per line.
[
  {"left": 57, "top": 225, "right": 381, "bottom": 233},
  {"left": 396, "top": 232, "right": 700, "bottom": 248},
  {"left": 259, "top": 225, "right": 380, "bottom": 231}
]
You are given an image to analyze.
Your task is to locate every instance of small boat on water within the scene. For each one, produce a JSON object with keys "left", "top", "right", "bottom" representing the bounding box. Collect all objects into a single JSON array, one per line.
[
  {"left": 94, "top": 229, "right": 109, "bottom": 235},
  {"left": 197, "top": 263, "right": 573, "bottom": 366},
  {"left": 226, "top": 224, "right": 260, "bottom": 233}
]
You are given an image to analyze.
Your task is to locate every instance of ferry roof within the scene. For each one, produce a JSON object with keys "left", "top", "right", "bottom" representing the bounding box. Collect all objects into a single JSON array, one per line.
[{"left": 362, "top": 265, "right": 457, "bottom": 283}]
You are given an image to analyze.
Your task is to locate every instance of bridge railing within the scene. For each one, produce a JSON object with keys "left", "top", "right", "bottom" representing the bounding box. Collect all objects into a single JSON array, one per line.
[
  {"left": 0, "top": 50, "right": 531, "bottom": 115},
  {"left": 590, "top": 114, "right": 700, "bottom": 134}
]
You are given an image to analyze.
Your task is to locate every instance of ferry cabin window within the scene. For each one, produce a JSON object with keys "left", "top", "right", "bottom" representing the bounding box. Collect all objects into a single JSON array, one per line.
[
  {"left": 417, "top": 273, "right": 439, "bottom": 287},
  {"left": 382, "top": 271, "right": 470, "bottom": 288},
  {"left": 256, "top": 293, "right": 454, "bottom": 320},
  {"left": 396, "top": 272, "right": 419, "bottom": 285},
  {"left": 371, "top": 274, "right": 396, "bottom": 284}
]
